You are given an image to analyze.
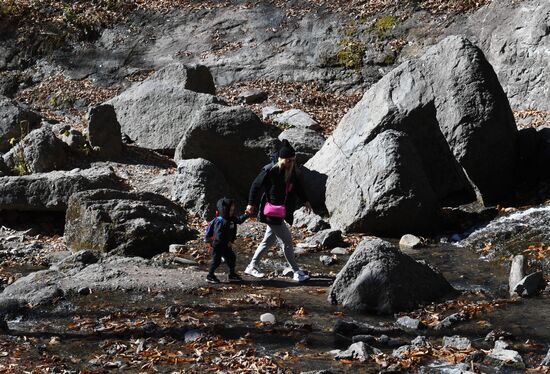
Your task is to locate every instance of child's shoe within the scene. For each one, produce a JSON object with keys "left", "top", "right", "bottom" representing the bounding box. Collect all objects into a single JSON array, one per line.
[
  {"left": 206, "top": 274, "right": 220, "bottom": 284},
  {"left": 228, "top": 273, "right": 243, "bottom": 282},
  {"left": 293, "top": 270, "right": 310, "bottom": 283}
]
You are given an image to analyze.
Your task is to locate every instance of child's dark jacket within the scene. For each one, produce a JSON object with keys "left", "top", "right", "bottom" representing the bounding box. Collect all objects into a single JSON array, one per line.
[{"left": 205, "top": 198, "right": 248, "bottom": 247}]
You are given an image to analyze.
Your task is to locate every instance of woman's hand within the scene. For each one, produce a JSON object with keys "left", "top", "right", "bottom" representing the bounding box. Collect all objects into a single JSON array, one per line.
[
  {"left": 304, "top": 201, "right": 312, "bottom": 213},
  {"left": 245, "top": 205, "right": 256, "bottom": 215}
]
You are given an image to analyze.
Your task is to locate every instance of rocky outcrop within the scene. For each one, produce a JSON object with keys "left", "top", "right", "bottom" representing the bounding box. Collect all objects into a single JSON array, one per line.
[
  {"left": 64, "top": 189, "right": 190, "bottom": 257},
  {"left": 107, "top": 64, "right": 221, "bottom": 151},
  {"left": 87, "top": 104, "right": 123, "bottom": 157},
  {"left": 3, "top": 126, "right": 69, "bottom": 173},
  {"left": 172, "top": 158, "right": 235, "bottom": 219},
  {"left": 460, "top": 0, "right": 550, "bottom": 111},
  {"left": 0, "top": 167, "right": 126, "bottom": 211},
  {"left": 174, "top": 104, "right": 279, "bottom": 197},
  {"left": 0, "top": 96, "right": 42, "bottom": 153},
  {"left": 305, "top": 36, "right": 518, "bottom": 235},
  {"left": 328, "top": 238, "right": 455, "bottom": 314}
]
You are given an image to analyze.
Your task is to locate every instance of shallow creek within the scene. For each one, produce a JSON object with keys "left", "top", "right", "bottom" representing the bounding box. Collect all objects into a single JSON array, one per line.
[{"left": 1, "top": 204, "right": 549, "bottom": 372}]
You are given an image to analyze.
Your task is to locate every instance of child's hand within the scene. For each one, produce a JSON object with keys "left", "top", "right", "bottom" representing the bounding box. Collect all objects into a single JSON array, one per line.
[{"left": 207, "top": 243, "right": 213, "bottom": 252}]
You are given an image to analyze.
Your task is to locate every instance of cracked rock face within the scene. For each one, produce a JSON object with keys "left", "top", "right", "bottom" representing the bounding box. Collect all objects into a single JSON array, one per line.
[
  {"left": 459, "top": 0, "right": 550, "bottom": 112},
  {"left": 304, "top": 36, "right": 517, "bottom": 235}
]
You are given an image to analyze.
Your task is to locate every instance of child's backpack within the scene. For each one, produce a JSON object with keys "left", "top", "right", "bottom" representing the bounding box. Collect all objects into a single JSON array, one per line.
[{"left": 204, "top": 216, "right": 223, "bottom": 243}]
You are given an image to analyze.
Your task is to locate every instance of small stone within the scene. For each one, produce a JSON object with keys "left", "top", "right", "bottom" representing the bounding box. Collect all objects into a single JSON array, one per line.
[
  {"left": 411, "top": 336, "right": 430, "bottom": 348},
  {"left": 396, "top": 316, "right": 425, "bottom": 331},
  {"left": 172, "top": 257, "right": 198, "bottom": 266},
  {"left": 399, "top": 234, "right": 423, "bottom": 249},
  {"left": 77, "top": 287, "right": 91, "bottom": 296},
  {"left": 239, "top": 90, "right": 268, "bottom": 104},
  {"left": 434, "top": 312, "right": 466, "bottom": 330},
  {"left": 334, "top": 341, "right": 380, "bottom": 362},
  {"left": 49, "top": 336, "right": 61, "bottom": 346},
  {"left": 331, "top": 247, "right": 347, "bottom": 255},
  {"left": 260, "top": 313, "right": 276, "bottom": 324},
  {"left": 274, "top": 109, "right": 320, "bottom": 130},
  {"left": 165, "top": 305, "right": 180, "bottom": 319},
  {"left": 442, "top": 335, "right": 472, "bottom": 350},
  {"left": 262, "top": 106, "right": 283, "bottom": 120},
  {"left": 486, "top": 347, "right": 525, "bottom": 368},
  {"left": 513, "top": 271, "right": 546, "bottom": 297},
  {"left": 305, "top": 229, "right": 343, "bottom": 249},
  {"left": 169, "top": 244, "right": 186, "bottom": 254},
  {"left": 509, "top": 255, "right": 526, "bottom": 297},
  {"left": 184, "top": 329, "right": 203, "bottom": 342},
  {"left": 320, "top": 255, "right": 336, "bottom": 266}
]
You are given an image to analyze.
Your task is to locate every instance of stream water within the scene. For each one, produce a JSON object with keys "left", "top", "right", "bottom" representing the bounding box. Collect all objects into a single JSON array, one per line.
[{"left": 2, "top": 204, "right": 549, "bottom": 372}]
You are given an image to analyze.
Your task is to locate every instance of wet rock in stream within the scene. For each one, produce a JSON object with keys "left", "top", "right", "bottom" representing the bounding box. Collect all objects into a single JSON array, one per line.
[{"left": 329, "top": 238, "right": 455, "bottom": 313}]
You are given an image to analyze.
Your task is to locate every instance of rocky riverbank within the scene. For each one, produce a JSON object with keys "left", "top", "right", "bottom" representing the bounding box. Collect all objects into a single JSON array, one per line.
[{"left": 0, "top": 0, "right": 549, "bottom": 372}]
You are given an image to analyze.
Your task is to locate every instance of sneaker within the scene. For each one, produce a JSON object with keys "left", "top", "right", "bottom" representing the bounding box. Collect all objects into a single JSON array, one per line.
[
  {"left": 244, "top": 264, "right": 265, "bottom": 278},
  {"left": 206, "top": 274, "right": 220, "bottom": 284},
  {"left": 293, "top": 270, "right": 310, "bottom": 283},
  {"left": 228, "top": 273, "right": 243, "bottom": 282}
]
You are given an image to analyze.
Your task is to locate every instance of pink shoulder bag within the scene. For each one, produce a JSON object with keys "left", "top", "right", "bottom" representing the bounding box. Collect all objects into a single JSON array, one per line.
[{"left": 263, "top": 183, "right": 292, "bottom": 218}]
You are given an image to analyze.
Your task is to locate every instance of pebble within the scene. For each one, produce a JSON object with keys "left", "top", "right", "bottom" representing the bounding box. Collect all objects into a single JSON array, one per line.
[
  {"left": 260, "top": 313, "right": 276, "bottom": 324},
  {"left": 330, "top": 247, "right": 347, "bottom": 255},
  {"left": 399, "top": 234, "right": 423, "bottom": 249},
  {"left": 77, "top": 287, "right": 91, "bottom": 296},
  {"left": 319, "top": 255, "right": 336, "bottom": 266},
  {"left": 169, "top": 244, "right": 186, "bottom": 253}
]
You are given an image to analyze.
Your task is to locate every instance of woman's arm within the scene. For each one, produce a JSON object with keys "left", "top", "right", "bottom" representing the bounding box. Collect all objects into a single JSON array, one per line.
[{"left": 247, "top": 165, "right": 271, "bottom": 211}]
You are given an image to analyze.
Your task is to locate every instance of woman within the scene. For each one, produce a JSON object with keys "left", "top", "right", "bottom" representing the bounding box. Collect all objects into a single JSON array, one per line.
[{"left": 244, "top": 140, "right": 312, "bottom": 282}]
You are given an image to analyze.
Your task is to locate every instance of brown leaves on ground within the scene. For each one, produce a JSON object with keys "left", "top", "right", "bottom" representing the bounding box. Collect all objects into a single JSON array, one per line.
[
  {"left": 514, "top": 109, "right": 550, "bottom": 129},
  {"left": 16, "top": 74, "right": 119, "bottom": 130},
  {"left": 522, "top": 243, "right": 549, "bottom": 260},
  {"left": 217, "top": 79, "right": 362, "bottom": 136},
  {"left": 402, "top": 295, "right": 516, "bottom": 328}
]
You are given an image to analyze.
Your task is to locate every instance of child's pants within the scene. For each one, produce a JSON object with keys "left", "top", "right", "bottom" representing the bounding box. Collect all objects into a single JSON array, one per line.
[
  {"left": 249, "top": 223, "right": 300, "bottom": 271},
  {"left": 208, "top": 245, "right": 236, "bottom": 275}
]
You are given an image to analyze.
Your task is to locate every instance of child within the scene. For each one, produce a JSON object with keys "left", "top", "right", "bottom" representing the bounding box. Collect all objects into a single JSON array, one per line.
[{"left": 204, "top": 197, "right": 249, "bottom": 283}]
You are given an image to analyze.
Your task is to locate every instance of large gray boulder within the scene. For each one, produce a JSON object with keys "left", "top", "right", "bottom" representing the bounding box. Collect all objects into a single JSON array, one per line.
[
  {"left": 328, "top": 238, "right": 455, "bottom": 314},
  {"left": 278, "top": 128, "right": 325, "bottom": 164},
  {"left": 461, "top": 0, "right": 550, "bottom": 112},
  {"left": 305, "top": 36, "right": 517, "bottom": 235},
  {"left": 172, "top": 158, "right": 235, "bottom": 219},
  {"left": 107, "top": 64, "right": 220, "bottom": 151},
  {"left": 0, "top": 96, "right": 42, "bottom": 152},
  {"left": 64, "top": 189, "right": 190, "bottom": 257},
  {"left": 3, "top": 126, "right": 69, "bottom": 174},
  {"left": 0, "top": 167, "right": 125, "bottom": 211},
  {"left": 87, "top": 104, "right": 123, "bottom": 157},
  {"left": 174, "top": 104, "right": 279, "bottom": 198}
]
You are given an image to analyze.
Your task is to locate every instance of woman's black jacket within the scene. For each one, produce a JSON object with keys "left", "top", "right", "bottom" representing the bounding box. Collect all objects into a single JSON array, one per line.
[{"left": 248, "top": 163, "right": 308, "bottom": 225}]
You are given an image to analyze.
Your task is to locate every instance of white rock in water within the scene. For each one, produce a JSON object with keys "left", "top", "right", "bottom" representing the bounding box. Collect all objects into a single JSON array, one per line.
[
  {"left": 260, "top": 313, "right": 276, "bottom": 324},
  {"left": 399, "top": 234, "right": 423, "bottom": 249},
  {"left": 331, "top": 247, "right": 347, "bottom": 255}
]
